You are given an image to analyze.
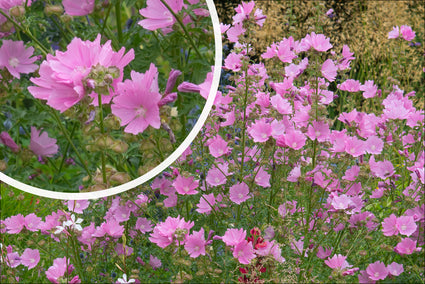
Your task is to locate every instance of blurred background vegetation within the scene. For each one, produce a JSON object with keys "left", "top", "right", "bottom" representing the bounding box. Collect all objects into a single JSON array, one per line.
[{"left": 215, "top": 0, "right": 424, "bottom": 108}]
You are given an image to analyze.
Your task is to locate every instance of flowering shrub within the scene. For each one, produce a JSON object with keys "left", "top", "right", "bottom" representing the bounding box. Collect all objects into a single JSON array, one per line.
[
  {"left": 0, "top": 0, "right": 214, "bottom": 192},
  {"left": 1, "top": 0, "right": 424, "bottom": 283}
]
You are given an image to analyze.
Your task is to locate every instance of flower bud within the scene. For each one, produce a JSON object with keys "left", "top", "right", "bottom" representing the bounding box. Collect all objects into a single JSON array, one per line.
[
  {"left": 110, "top": 140, "right": 128, "bottom": 153},
  {"left": 95, "top": 135, "right": 114, "bottom": 149},
  {"left": 0, "top": 160, "right": 6, "bottom": 171},
  {"left": 104, "top": 114, "right": 121, "bottom": 130},
  {"left": 9, "top": 6, "right": 25, "bottom": 17},
  {"left": 165, "top": 69, "right": 182, "bottom": 95},
  {"left": 44, "top": 5, "right": 64, "bottom": 16},
  {"left": 110, "top": 172, "right": 131, "bottom": 185},
  {"left": 108, "top": 66, "right": 120, "bottom": 79},
  {"left": 0, "top": 21, "right": 13, "bottom": 33}
]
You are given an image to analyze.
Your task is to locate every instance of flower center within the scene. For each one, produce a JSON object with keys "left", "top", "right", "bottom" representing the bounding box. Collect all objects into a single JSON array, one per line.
[
  {"left": 183, "top": 186, "right": 189, "bottom": 192},
  {"left": 238, "top": 193, "right": 244, "bottom": 199},
  {"left": 9, "top": 57, "right": 19, "bottom": 68},
  {"left": 135, "top": 106, "right": 146, "bottom": 118},
  {"left": 401, "top": 225, "right": 406, "bottom": 231}
]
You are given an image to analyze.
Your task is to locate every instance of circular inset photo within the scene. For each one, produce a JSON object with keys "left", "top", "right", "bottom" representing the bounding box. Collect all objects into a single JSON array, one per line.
[{"left": 0, "top": 0, "right": 221, "bottom": 199}]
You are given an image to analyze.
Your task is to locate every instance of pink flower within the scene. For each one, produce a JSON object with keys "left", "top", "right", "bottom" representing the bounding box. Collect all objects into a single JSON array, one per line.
[
  {"left": 63, "top": 0, "right": 95, "bottom": 16},
  {"left": 358, "top": 270, "right": 375, "bottom": 284},
  {"left": 339, "top": 45, "right": 355, "bottom": 70},
  {"left": 388, "top": 26, "right": 400, "bottom": 39},
  {"left": 0, "top": 131, "right": 19, "bottom": 152},
  {"left": 29, "top": 35, "right": 134, "bottom": 112},
  {"left": 208, "top": 135, "right": 230, "bottom": 158},
  {"left": 173, "top": 175, "right": 199, "bottom": 195},
  {"left": 93, "top": 219, "right": 124, "bottom": 238},
  {"left": 366, "top": 261, "right": 388, "bottom": 281},
  {"left": 306, "top": 120, "right": 330, "bottom": 142},
  {"left": 149, "top": 255, "right": 162, "bottom": 270},
  {"left": 206, "top": 166, "right": 227, "bottom": 187},
  {"left": 270, "top": 95, "right": 292, "bottom": 115},
  {"left": 220, "top": 23, "right": 231, "bottom": 34},
  {"left": 184, "top": 228, "right": 207, "bottom": 258},
  {"left": 233, "top": 240, "right": 256, "bottom": 264},
  {"left": 365, "top": 136, "right": 384, "bottom": 155},
  {"left": 115, "top": 243, "right": 133, "bottom": 256},
  {"left": 360, "top": 80, "right": 378, "bottom": 98},
  {"left": 224, "top": 52, "right": 242, "bottom": 71},
  {"left": 4, "top": 214, "right": 25, "bottom": 234},
  {"left": 149, "top": 215, "right": 194, "bottom": 248},
  {"left": 254, "top": 166, "right": 271, "bottom": 187},
  {"left": 29, "top": 127, "right": 58, "bottom": 157},
  {"left": 248, "top": 119, "right": 272, "bottom": 143},
  {"left": 255, "top": 240, "right": 285, "bottom": 263},
  {"left": 387, "top": 262, "right": 403, "bottom": 276},
  {"left": 222, "top": 228, "right": 246, "bottom": 246},
  {"left": 277, "top": 37, "right": 297, "bottom": 63},
  {"left": 0, "top": 40, "right": 38, "bottom": 79},
  {"left": 324, "top": 254, "right": 350, "bottom": 270},
  {"left": 382, "top": 214, "right": 398, "bottom": 236},
  {"left": 369, "top": 156, "right": 394, "bottom": 179},
  {"left": 331, "top": 194, "right": 354, "bottom": 210},
  {"left": 338, "top": 79, "right": 361, "bottom": 92},
  {"left": 400, "top": 25, "right": 415, "bottom": 41},
  {"left": 321, "top": 59, "right": 337, "bottom": 81},
  {"left": 5, "top": 251, "right": 21, "bottom": 268},
  {"left": 67, "top": 200, "right": 89, "bottom": 214},
  {"left": 227, "top": 22, "right": 245, "bottom": 43},
  {"left": 138, "top": 0, "right": 183, "bottom": 33},
  {"left": 309, "top": 32, "right": 333, "bottom": 52},
  {"left": 196, "top": 193, "right": 216, "bottom": 215},
  {"left": 278, "top": 129, "right": 306, "bottom": 150},
  {"left": 342, "top": 165, "right": 359, "bottom": 181},
  {"left": 232, "top": 1, "right": 255, "bottom": 25},
  {"left": 163, "top": 192, "right": 177, "bottom": 208},
  {"left": 344, "top": 136, "right": 366, "bottom": 157},
  {"left": 317, "top": 246, "right": 332, "bottom": 259},
  {"left": 4, "top": 213, "right": 41, "bottom": 234},
  {"left": 396, "top": 216, "right": 417, "bottom": 236},
  {"left": 111, "top": 64, "right": 161, "bottom": 135},
  {"left": 395, "top": 238, "right": 417, "bottom": 255},
  {"left": 20, "top": 248, "right": 40, "bottom": 269},
  {"left": 135, "top": 217, "right": 153, "bottom": 234},
  {"left": 229, "top": 182, "right": 251, "bottom": 204},
  {"left": 45, "top": 257, "right": 78, "bottom": 284}
]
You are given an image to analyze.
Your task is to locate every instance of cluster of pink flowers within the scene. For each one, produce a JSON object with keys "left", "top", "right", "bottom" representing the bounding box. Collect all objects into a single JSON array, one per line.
[
  {"left": 388, "top": 25, "right": 416, "bottom": 41},
  {"left": 138, "top": 0, "right": 209, "bottom": 34},
  {"left": 28, "top": 35, "right": 134, "bottom": 112},
  {"left": 1, "top": 1, "right": 423, "bottom": 283}
]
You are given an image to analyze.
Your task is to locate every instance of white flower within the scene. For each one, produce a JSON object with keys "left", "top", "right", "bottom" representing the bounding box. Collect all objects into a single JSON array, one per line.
[
  {"left": 117, "top": 273, "right": 135, "bottom": 284},
  {"left": 63, "top": 214, "right": 83, "bottom": 232},
  {"left": 54, "top": 214, "right": 83, "bottom": 234}
]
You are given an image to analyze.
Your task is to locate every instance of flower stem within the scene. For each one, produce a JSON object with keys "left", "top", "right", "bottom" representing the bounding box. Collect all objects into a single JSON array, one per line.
[
  {"left": 0, "top": 10, "right": 50, "bottom": 55},
  {"left": 158, "top": 0, "right": 204, "bottom": 60},
  {"left": 97, "top": 94, "right": 107, "bottom": 184},
  {"left": 115, "top": 0, "right": 123, "bottom": 43}
]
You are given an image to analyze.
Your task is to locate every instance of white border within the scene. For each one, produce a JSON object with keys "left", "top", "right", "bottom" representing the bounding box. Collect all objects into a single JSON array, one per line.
[{"left": 0, "top": 0, "right": 222, "bottom": 200}]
